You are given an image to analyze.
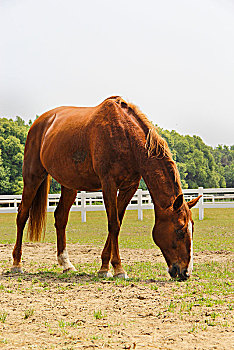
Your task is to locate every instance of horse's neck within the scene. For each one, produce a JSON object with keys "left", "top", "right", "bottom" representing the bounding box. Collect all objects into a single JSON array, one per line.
[
  {"left": 125, "top": 116, "right": 182, "bottom": 209},
  {"left": 141, "top": 157, "right": 182, "bottom": 209}
]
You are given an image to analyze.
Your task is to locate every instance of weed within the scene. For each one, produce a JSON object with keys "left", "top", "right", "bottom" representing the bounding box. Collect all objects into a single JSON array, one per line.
[
  {"left": 31, "top": 278, "right": 39, "bottom": 284},
  {"left": 66, "top": 321, "right": 78, "bottom": 327},
  {"left": 210, "top": 312, "right": 219, "bottom": 320},
  {"left": 58, "top": 319, "right": 68, "bottom": 334},
  {"left": 188, "top": 323, "right": 197, "bottom": 333},
  {"left": 150, "top": 285, "right": 159, "bottom": 291},
  {"left": 91, "top": 334, "right": 103, "bottom": 340},
  {"left": 45, "top": 321, "right": 54, "bottom": 335},
  {"left": 167, "top": 301, "right": 176, "bottom": 313},
  {"left": 205, "top": 319, "right": 216, "bottom": 326},
  {"left": 200, "top": 323, "right": 207, "bottom": 331},
  {"left": 0, "top": 311, "right": 8, "bottom": 323},
  {"left": 94, "top": 310, "right": 105, "bottom": 319},
  {"left": 24, "top": 307, "right": 34, "bottom": 319}
]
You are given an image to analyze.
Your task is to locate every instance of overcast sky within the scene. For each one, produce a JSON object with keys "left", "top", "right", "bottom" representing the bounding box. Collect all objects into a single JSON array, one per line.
[{"left": 0, "top": 0, "right": 234, "bottom": 147}]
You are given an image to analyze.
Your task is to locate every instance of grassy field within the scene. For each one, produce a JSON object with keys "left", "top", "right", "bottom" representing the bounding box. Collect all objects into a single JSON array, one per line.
[{"left": 0, "top": 208, "right": 233, "bottom": 251}]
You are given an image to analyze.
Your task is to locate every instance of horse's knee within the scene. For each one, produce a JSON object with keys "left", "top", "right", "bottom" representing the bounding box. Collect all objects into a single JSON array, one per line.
[
  {"left": 54, "top": 221, "right": 66, "bottom": 231},
  {"left": 54, "top": 207, "right": 66, "bottom": 230}
]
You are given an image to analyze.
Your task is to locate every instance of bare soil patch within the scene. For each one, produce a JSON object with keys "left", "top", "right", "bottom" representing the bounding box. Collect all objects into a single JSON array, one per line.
[{"left": 0, "top": 243, "right": 233, "bottom": 349}]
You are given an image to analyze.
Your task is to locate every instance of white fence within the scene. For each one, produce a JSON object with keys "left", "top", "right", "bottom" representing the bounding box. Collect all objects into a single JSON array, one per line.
[{"left": 0, "top": 187, "right": 234, "bottom": 221}]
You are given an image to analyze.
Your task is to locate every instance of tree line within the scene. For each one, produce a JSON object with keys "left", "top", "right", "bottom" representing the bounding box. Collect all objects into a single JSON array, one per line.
[{"left": 0, "top": 116, "right": 233, "bottom": 195}]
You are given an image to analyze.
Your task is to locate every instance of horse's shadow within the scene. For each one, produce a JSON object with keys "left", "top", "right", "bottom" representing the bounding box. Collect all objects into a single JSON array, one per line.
[{"left": 0, "top": 269, "right": 173, "bottom": 286}]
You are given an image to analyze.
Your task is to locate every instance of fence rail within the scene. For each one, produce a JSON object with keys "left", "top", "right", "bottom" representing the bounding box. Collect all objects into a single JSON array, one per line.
[{"left": 0, "top": 187, "right": 234, "bottom": 221}]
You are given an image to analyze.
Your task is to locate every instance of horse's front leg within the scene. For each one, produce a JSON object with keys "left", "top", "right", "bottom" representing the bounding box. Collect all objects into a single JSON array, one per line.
[
  {"left": 54, "top": 186, "right": 77, "bottom": 272},
  {"left": 98, "top": 180, "right": 128, "bottom": 279}
]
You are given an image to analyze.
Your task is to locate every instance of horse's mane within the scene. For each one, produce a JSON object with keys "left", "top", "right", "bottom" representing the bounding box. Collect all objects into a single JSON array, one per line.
[{"left": 104, "top": 96, "right": 172, "bottom": 160}]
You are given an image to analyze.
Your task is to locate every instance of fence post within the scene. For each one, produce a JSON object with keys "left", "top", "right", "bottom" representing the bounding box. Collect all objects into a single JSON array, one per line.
[
  {"left": 14, "top": 197, "right": 17, "bottom": 213},
  {"left": 198, "top": 187, "right": 204, "bottom": 220},
  {"left": 81, "top": 191, "right": 86, "bottom": 222},
  {"left": 137, "top": 189, "right": 143, "bottom": 221}
]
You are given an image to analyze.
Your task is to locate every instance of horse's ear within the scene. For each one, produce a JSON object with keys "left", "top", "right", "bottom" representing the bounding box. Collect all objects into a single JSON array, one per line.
[
  {"left": 173, "top": 194, "right": 184, "bottom": 211},
  {"left": 187, "top": 195, "right": 202, "bottom": 209}
]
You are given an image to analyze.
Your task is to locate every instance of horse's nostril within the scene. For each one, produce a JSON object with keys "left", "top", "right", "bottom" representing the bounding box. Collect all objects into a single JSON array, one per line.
[
  {"left": 169, "top": 264, "right": 179, "bottom": 278},
  {"left": 169, "top": 265, "right": 190, "bottom": 280}
]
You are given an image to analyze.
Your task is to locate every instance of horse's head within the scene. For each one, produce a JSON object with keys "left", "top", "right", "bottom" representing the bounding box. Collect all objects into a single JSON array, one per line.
[{"left": 152, "top": 194, "right": 201, "bottom": 281}]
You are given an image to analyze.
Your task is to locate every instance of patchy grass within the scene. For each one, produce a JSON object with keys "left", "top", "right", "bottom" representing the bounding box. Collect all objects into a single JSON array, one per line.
[
  {"left": 0, "top": 207, "right": 233, "bottom": 349},
  {"left": 0, "top": 248, "right": 233, "bottom": 349}
]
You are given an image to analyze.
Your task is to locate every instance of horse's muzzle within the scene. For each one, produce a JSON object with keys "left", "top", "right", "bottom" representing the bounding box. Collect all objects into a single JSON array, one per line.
[{"left": 169, "top": 264, "right": 190, "bottom": 281}]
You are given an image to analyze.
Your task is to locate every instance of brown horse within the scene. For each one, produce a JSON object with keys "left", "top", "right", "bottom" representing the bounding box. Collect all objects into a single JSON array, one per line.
[{"left": 12, "top": 96, "right": 201, "bottom": 280}]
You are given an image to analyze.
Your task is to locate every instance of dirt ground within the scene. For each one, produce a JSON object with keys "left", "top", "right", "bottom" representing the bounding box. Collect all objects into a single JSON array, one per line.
[{"left": 0, "top": 243, "right": 233, "bottom": 350}]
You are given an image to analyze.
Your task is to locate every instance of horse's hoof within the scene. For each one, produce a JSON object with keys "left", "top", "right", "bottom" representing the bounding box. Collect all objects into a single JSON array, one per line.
[
  {"left": 114, "top": 272, "right": 129, "bottom": 279},
  {"left": 11, "top": 266, "right": 23, "bottom": 273},
  {"left": 98, "top": 271, "right": 113, "bottom": 278},
  {"left": 63, "top": 266, "right": 76, "bottom": 273}
]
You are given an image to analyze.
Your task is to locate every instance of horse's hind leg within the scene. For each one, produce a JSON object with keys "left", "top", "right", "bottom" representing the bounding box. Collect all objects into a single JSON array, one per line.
[
  {"left": 12, "top": 174, "right": 46, "bottom": 272},
  {"left": 54, "top": 186, "right": 77, "bottom": 272}
]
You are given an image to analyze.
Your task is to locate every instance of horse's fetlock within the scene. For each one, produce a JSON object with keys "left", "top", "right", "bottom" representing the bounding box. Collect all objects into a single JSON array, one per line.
[{"left": 111, "top": 259, "right": 121, "bottom": 269}]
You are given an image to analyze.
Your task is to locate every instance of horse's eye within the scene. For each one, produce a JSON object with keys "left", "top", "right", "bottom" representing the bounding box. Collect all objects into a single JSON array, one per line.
[{"left": 176, "top": 229, "right": 185, "bottom": 240}]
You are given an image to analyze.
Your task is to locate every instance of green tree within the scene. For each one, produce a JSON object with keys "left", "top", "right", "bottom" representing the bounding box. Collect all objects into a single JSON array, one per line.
[
  {"left": 0, "top": 117, "right": 29, "bottom": 194},
  {"left": 50, "top": 178, "right": 61, "bottom": 194},
  {"left": 211, "top": 144, "right": 234, "bottom": 188},
  {"left": 158, "top": 127, "right": 227, "bottom": 189},
  {"left": 0, "top": 149, "right": 11, "bottom": 194},
  {"left": 0, "top": 136, "right": 24, "bottom": 193},
  {"left": 139, "top": 178, "right": 147, "bottom": 190},
  {"left": 224, "top": 164, "right": 234, "bottom": 187}
]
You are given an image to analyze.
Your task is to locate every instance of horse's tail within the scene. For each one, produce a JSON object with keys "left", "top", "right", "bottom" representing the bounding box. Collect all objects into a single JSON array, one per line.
[{"left": 27, "top": 175, "right": 51, "bottom": 242}]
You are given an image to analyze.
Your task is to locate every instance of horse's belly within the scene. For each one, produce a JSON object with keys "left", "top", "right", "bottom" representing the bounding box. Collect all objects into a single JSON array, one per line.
[
  {"left": 44, "top": 158, "right": 101, "bottom": 190},
  {"left": 41, "top": 142, "right": 101, "bottom": 190},
  {"left": 52, "top": 171, "right": 102, "bottom": 191}
]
